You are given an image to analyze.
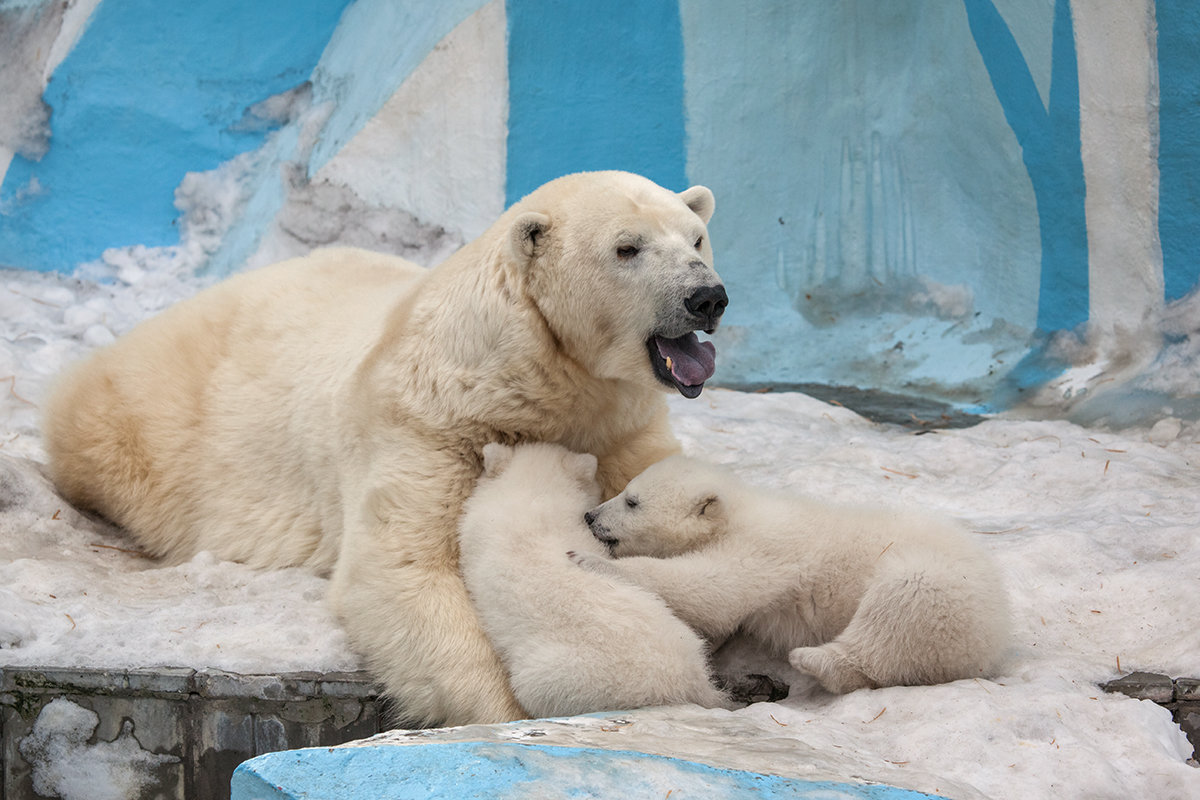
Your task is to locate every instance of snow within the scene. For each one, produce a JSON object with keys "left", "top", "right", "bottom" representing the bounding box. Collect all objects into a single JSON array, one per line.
[{"left": 1, "top": 262, "right": 1198, "bottom": 799}]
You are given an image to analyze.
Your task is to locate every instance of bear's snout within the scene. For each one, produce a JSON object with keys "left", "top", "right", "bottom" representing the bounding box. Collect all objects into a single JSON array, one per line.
[{"left": 684, "top": 284, "right": 728, "bottom": 332}]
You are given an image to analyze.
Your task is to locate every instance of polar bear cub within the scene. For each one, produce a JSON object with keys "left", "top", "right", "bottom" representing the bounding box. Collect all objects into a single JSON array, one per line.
[
  {"left": 573, "top": 456, "right": 1010, "bottom": 693},
  {"left": 458, "top": 443, "right": 730, "bottom": 718}
]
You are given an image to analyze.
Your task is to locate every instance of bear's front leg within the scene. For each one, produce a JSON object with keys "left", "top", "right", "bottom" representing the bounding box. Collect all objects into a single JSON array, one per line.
[
  {"left": 568, "top": 550, "right": 765, "bottom": 645},
  {"left": 565, "top": 549, "right": 623, "bottom": 577},
  {"left": 329, "top": 460, "right": 525, "bottom": 727}
]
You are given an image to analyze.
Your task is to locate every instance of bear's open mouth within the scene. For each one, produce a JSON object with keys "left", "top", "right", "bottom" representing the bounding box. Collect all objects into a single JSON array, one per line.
[{"left": 648, "top": 332, "right": 716, "bottom": 399}]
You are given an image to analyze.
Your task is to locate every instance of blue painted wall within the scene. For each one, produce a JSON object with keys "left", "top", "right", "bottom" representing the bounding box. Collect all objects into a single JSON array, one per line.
[
  {"left": 0, "top": 0, "right": 352, "bottom": 272},
  {"left": 1157, "top": 0, "right": 1200, "bottom": 303},
  {"left": 505, "top": 0, "right": 687, "bottom": 206},
  {"left": 0, "top": 0, "right": 1194, "bottom": 413},
  {"left": 679, "top": 1, "right": 1052, "bottom": 401}
]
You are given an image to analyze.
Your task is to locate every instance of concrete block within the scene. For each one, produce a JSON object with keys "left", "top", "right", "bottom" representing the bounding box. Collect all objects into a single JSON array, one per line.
[
  {"left": 0, "top": 667, "right": 384, "bottom": 800},
  {"left": 1102, "top": 671, "right": 1175, "bottom": 704}
]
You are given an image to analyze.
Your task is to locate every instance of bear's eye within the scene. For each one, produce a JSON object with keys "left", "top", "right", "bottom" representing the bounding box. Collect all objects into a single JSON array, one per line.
[
  {"left": 694, "top": 236, "right": 704, "bottom": 251},
  {"left": 625, "top": 496, "right": 639, "bottom": 509},
  {"left": 698, "top": 497, "right": 716, "bottom": 516},
  {"left": 616, "top": 245, "right": 640, "bottom": 260}
]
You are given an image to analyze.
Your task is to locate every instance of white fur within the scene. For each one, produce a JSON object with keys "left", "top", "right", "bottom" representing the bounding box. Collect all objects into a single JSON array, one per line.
[
  {"left": 42, "top": 171, "right": 725, "bottom": 726},
  {"left": 575, "top": 456, "right": 1011, "bottom": 693},
  {"left": 458, "top": 442, "right": 729, "bottom": 718}
]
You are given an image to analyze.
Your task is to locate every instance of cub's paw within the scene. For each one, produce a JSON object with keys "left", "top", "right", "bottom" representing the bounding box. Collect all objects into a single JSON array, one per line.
[
  {"left": 566, "top": 550, "right": 621, "bottom": 577},
  {"left": 789, "top": 645, "right": 874, "bottom": 694}
]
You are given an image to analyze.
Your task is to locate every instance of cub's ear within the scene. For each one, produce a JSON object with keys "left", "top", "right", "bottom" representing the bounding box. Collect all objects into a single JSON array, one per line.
[
  {"left": 679, "top": 185, "right": 715, "bottom": 224},
  {"left": 481, "top": 442, "right": 514, "bottom": 476},
  {"left": 509, "top": 211, "right": 551, "bottom": 264}
]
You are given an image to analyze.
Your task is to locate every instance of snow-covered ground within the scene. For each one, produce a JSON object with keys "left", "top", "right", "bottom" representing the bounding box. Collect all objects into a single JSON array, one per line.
[{"left": 1, "top": 262, "right": 1198, "bottom": 799}]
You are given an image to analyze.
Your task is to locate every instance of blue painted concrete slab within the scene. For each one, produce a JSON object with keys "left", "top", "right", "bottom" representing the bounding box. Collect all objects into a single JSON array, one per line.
[{"left": 231, "top": 741, "right": 948, "bottom": 799}]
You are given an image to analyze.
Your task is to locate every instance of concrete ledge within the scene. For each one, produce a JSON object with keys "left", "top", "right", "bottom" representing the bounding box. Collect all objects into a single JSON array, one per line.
[
  {"left": 233, "top": 741, "right": 949, "bottom": 800},
  {"left": 1, "top": 666, "right": 384, "bottom": 800}
]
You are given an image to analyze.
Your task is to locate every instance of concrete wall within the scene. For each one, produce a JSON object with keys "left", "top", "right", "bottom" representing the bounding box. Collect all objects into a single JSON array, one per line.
[
  {"left": 0, "top": 0, "right": 1196, "bottom": 420},
  {"left": 0, "top": 666, "right": 383, "bottom": 800}
]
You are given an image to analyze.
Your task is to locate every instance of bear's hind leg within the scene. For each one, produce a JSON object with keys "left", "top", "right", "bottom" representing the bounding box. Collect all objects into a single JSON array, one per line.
[
  {"left": 788, "top": 644, "right": 874, "bottom": 694},
  {"left": 798, "top": 549, "right": 1005, "bottom": 691}
]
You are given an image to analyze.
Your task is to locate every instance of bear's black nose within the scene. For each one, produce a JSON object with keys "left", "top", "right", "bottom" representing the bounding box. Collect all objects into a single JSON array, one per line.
[
  {"left": 584, "top": 510, "right": 597, "bottom": 526},
  {"left": 685, "top": 284, "right": 728, "bottom": 328}
]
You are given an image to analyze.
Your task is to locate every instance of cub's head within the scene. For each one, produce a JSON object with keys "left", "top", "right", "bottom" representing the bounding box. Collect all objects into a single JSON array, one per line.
[
  {"left": 583, "top": 455, "right": 728, "bottom": 557},
  {"left": 480, "top": 442, "right": 600, "bottom": 504},
  {"left": 505, "top": 171, "right": 727, "bottom": 399}
]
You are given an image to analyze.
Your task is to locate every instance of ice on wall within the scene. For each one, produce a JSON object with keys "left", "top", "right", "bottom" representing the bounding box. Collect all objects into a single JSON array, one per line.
[
  {"left": 0, "top": 1, "right": 64, "bottom": 161},
  {"left": 19, "top": 698, "right": 179, "bottom": 800},
  {"left": 1017, "top": 285, "right": 1200, "bottom": 426},
  {"left": 0, "top": 0, "right": 101, "bottom": 178},
  {"left": 1141, "top": 287, "right": 1200, "bottom": 395},
  {"left": 0, "top": 6, "right": 51, "bottom": 161},
  {"left": 248, "top": 165, "right": 462, "bottom": 273}
]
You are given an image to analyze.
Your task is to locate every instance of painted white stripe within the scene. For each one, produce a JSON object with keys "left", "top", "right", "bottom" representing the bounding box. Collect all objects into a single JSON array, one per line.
[
  {"left": 313, "top": 0, "right": 507, "bottom": 243},
  {"left": 1073, "top": 0, "right": 1163, "bottom": 337}
]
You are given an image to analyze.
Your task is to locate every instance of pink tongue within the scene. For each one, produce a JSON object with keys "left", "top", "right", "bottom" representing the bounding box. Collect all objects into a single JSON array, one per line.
[{"left": 655, "top": 333, "right": 716, "bottom": 386}]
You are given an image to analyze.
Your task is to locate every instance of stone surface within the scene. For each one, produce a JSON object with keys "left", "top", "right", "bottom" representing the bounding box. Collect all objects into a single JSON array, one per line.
[
  {"left": 1101, "top": 671, "right": 1176, "bottom": 704},
  {"left": 1175, "top": 678, "right": 1200, "bottom": 702}
]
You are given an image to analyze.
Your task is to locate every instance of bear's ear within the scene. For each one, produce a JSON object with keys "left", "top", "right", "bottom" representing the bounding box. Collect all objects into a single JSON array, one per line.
[
  {"left": 481, "top": 442, "right": 514, "bottom": 476},
  {"left": 679, "top": 185, "right": 715, "bottom": 224},
  {"left": 509, "top": 211, "right": 551, "bottom": 264}
]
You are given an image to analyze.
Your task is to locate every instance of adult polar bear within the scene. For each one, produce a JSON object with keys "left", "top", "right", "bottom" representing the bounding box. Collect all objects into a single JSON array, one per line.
[{"left": 43, "top": 171, "right": 728, "bottom": 726}]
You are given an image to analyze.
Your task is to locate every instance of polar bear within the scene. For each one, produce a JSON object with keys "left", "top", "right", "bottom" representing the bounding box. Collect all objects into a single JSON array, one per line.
[
  {"left": 458, "top": 442, "right": 730, "bottom": 718},
  {"left": 42, "top": 171, "right": 727, "bottom": 726},
  {"left": 572, "top": 456, "right": 1010, "bottom": 693}
]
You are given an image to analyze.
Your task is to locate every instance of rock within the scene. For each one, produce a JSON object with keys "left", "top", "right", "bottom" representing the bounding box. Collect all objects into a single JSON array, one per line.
[{"left": 1102, "top": 671, "right": 1175, "bottom": 704}]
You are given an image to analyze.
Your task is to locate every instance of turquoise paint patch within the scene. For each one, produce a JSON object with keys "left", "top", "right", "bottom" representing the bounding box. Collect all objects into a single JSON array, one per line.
[
  {"left": 963, "top": 0, "right": 1087, "bottom": 333},
  {"left": 977, "top": 334, "right": 1068, "bottom": 412},
  {"left": 0, "top": 0, "right": 351, "bottom": 272},
  {"left": 504, "top": 0, "right": 687, "bottom": 206},
  {"left": 1157, "top": 0, "right": 1200, "bottom": 302},
  {"left": 681, "top": 3, "right": 1043, "bottom": 406},
  {"left": 231, "top": 741, "right": 949, "bottom": 800}
]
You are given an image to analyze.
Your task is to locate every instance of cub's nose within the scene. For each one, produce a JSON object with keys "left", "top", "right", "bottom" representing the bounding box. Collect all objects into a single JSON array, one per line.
[
  {"left": 584, "top": 510, "right": 597, "bottom": 526},
  {"left": 685, "top": 284, "right": 728, "bottom": 328}
]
